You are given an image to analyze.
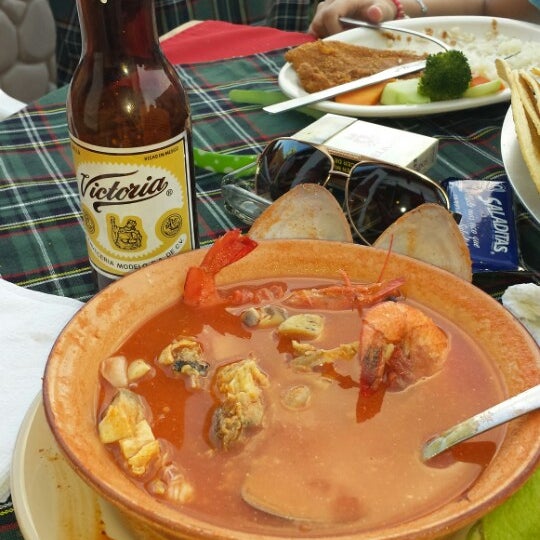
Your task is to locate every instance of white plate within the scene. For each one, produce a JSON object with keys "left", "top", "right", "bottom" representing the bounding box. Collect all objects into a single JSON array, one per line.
[
  {"left": 10, "top": 393, "right": 134, "bottom": 540},
  {"left": 278, "top": 16, "right": 540, "bottom": 118},
  {"left": 501, "top": 107, "right": 540, "bottom": 225},
  {"left": 10, "top": 397, "right": 476, "bottom": 540}
]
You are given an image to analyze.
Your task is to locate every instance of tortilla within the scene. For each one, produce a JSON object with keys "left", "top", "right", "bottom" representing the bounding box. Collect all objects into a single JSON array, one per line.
[
  {"left": 518, "top": 70, "right": 540, "bottom": 135},
  {"left": 496, "top": 59, "right": 540, "bottom": 194}
]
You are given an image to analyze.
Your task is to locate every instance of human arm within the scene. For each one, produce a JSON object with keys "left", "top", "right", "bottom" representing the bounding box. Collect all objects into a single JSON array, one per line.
[{"left": 309, "top": 0, "right": 540, "bottom": 38}]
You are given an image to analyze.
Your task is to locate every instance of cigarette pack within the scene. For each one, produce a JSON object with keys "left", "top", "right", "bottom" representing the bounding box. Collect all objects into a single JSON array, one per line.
[{"left": 293, "top": 113, "right": 438, "bottom": 174}]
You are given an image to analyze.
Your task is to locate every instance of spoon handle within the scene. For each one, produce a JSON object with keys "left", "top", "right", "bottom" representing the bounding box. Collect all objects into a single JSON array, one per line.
[
  {"left": 422, "top": 384, "right": 540, "bottom": 460},
  {"left": 338, "top": 17, "right": 450, "bottom": 52}
]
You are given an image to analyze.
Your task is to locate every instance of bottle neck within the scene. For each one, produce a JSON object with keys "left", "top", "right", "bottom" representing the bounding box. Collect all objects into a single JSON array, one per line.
[{"left": 76, "top": 0, "right": 159, "bottom": 57}]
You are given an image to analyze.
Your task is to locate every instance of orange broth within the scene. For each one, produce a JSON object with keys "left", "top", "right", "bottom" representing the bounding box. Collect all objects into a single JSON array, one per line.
[{"left": 98, "top": 277, "right": 506, "bottom": 536}]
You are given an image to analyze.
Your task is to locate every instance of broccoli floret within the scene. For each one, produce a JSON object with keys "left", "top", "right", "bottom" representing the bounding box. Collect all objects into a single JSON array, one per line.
[{"left": 418, "top": 50, "right": 472, "bottom": 101}]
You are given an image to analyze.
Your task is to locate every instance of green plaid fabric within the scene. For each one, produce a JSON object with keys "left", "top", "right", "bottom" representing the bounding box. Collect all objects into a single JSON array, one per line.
[
  {"left": 1, "top": 42, "right": 539, "bottom": 535},
  {"left": 49, "top": 0, "right": 316, "bottom": 85}
]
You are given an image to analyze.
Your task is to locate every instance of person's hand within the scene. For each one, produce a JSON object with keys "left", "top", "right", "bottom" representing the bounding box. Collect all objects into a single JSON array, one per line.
[{"left": 308, "top": 0, "right": 398, "bottom": 38}]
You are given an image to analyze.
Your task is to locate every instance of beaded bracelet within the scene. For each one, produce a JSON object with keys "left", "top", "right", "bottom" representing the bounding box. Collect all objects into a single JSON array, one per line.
[{"left": 390, "top": 0, "right": 406, "bottom": 19}]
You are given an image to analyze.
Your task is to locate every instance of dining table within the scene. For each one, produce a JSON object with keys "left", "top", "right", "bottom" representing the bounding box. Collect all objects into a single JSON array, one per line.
[{"left": 0, "top": 18, "right": 539, "bottom": 540}]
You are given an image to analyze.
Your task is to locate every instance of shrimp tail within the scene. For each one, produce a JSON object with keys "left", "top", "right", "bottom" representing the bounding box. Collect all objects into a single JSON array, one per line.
[
  {"left": 183, "top": 230, "right": 258, "bottom": 307},
  {"left": 200, "top": 229, "right": 257, "bottom": 274}
]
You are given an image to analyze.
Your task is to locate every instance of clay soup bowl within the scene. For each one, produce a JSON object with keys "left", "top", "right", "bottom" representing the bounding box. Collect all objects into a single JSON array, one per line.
[{"left": 42, "top": 239, "right": 540, "bottom": 540}]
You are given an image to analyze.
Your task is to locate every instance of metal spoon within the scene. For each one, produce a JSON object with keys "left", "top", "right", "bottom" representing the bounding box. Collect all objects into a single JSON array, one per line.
[
  {"left": 339, "top": 17, "right": 450, "bottom": 51},
  {"left": 422, "top": 384, "right": 540, "bottom": 461}
]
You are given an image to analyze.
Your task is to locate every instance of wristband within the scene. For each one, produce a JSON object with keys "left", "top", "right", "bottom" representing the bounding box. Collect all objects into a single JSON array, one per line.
[{"left": 390, "top": 0, "right": 406, "bottom": 19}]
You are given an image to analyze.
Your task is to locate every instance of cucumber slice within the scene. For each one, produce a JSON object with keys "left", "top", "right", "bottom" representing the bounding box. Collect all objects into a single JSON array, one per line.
[
  {"left": 463, "top": 79, "right": 503, "bottom": 98},
  {"left": 380, "top": 78, "right": 431, "bottom": 105}
]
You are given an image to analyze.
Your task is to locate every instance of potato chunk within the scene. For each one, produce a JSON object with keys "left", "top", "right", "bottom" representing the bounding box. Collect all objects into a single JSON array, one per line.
[
  {"left": 99, "top": 391, "right": 161, "bottom": 476},
  {"left": 119, "top": 419, "right": 155, "bottom": 459},
  {"left": 98, "top": 389, "right": 146, "bottom": 444},
  {"left": 127, "top": 439, "right": 160, "bottom": 477},
  {"left": 100, "top": 355, "right": 128, "bottom": 388},
  {"left": 277, "top": 314, "right": 324, "bottom": 340},
  {"left": 127, "top": 359, "right": 153, "bottom": 383}
]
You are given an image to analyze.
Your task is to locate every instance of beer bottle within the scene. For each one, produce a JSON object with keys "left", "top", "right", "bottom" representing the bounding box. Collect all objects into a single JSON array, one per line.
[{"left": 67, "top": 0, "right": 198, "bottom": 290}]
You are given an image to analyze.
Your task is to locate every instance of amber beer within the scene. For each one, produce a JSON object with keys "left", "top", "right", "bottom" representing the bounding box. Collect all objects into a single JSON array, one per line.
[{"left": 67, "top": 0, "right": 198, "bottom": 290}]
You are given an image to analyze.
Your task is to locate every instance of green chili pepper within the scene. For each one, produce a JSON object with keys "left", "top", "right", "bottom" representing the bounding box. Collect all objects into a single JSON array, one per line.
[{"left": 193, "top": 147, "right": 257, "bottom": 174}]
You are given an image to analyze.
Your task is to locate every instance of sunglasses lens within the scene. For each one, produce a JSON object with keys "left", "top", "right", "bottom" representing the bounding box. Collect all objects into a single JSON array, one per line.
[
  {"left": 255, "top": 139, "right": 332, "bottom": 201},
  {"left": 347, "top": 163, "right": 448, "bottom": 244}
]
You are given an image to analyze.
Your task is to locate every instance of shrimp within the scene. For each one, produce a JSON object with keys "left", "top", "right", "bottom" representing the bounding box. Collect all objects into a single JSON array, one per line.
[
  {"left": 183, "top": 229, "right": 258, "bottom": 307},
  {"left": 183, "top": 231, "right": 403, "bottom": 312},
  {"left": 282, "top": 271, "right": 405, "bottom": 311},
  {"left": 183, "top": 230, "right": 287, "bottom": 308},
  {"left": 359, "top": 301, "right": 449, "bottom": 395}
]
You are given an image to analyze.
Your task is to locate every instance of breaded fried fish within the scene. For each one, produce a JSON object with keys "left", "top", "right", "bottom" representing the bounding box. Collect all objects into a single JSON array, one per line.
[{"left": 285, "top": 40, "right": 425, "bottom": 93}]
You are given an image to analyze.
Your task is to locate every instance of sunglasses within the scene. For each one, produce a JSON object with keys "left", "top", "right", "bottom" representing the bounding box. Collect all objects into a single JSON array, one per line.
[{"left": 222, "top": 137, "right": 450, "bottom": 245}]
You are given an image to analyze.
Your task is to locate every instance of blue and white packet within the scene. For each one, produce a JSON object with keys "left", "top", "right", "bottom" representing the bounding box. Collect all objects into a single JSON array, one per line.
[{"left": 442, "top": 178, "right": 521, "bottom": 273}]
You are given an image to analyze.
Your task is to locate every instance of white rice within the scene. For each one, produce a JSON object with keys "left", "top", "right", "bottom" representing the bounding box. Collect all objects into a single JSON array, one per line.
[
  {"left": 380, "top": 23, "right": 540, "bottom": 81},
  {"left": 434, "top": 25, "right": 540, "bottom": 81}
]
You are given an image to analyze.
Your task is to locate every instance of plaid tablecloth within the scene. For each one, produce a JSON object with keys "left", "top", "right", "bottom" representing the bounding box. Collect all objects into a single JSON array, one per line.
[
  {"left": 2, "top": 61, "right": 539, "bottom": 301},
  {"left": 1, "top": 27, "right": 539, "bottom": 539}
]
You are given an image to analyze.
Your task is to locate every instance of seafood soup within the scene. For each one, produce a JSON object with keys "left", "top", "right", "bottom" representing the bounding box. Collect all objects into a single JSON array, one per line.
[{"left": 97, "top": 272, "right": 506, "bottom": 537}]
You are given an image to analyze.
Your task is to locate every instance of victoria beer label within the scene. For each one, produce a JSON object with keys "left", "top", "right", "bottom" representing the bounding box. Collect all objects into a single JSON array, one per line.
[{"left": 71, "top": 133, "right": 196, "bottom": 279}]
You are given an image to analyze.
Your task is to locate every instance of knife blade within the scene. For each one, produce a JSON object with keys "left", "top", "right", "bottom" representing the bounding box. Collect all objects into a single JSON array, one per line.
[{"left": 264, "top": 59, "right": 426, "bottom": 114}]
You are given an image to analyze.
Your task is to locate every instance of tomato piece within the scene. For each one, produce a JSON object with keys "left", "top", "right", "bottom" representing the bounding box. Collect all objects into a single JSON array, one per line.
[{"left": 469, "top": 76, "right": 491, "bottom": 87}]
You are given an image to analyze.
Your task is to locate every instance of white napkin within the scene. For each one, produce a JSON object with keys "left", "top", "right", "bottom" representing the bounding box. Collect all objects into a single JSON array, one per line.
[
  {"left": 0, "top": 89, "right": 26, "bottom": 121},
  {"left": 0, "top": 279, "right": 83, "bottom": 502},
  {"left": 501, "top": 283, "right": 540, "bottom": 346}
]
